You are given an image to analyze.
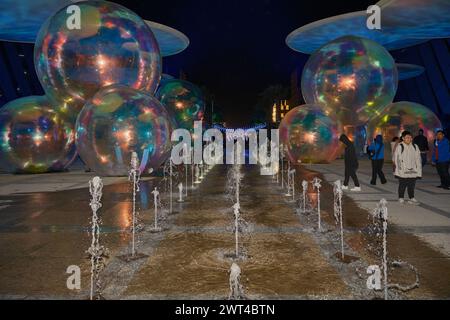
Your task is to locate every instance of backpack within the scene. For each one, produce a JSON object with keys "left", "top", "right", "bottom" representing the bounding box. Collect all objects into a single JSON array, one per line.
[{"left": 400, "top": 143, "right": 417, "bottom": 153}]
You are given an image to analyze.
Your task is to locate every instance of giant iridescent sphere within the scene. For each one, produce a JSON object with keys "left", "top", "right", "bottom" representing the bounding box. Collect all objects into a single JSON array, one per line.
[
  {"left": 75, "top": 85, "right": 173, "bottom": 176},
  {"left": 279, "top": 104, "right": 340, "bottom": 164},
  {"left": 367, "top": 101, "right": 442, "bottom": 160},
  {"left": 0, "top": 96, "right": 77, "bottom": 173},
  {"left": 301, "top": 36, "right": 398, "bottom": 126},
  {"left": 156, "top": 79, "right": 205, "bottom": 131},
  {"left": 34, "top": 0, "right": 162, "bottom": 119}
]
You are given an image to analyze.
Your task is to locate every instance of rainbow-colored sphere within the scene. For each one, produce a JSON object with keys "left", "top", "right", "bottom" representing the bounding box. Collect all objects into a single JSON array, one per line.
[
  {"left": 367, "top": 101, "right": 442, "bottom": 160},
  {"left": 0, "top": 96, "right": 77, "bottom": 173},
  {"left": 279, "top": 104, "right": 340, "bottom": 164},
  {"left": 156, "top": 79, "right": 205, "bottom": 131},
  {"left": 34, "top": 0, "right": 161, "bottom": 119},
  {"left": 301, "top": 36, "right": 398, "bottom": 126},
  {"left": 75, "top": 85, "right": 173, "bottom": 176}
]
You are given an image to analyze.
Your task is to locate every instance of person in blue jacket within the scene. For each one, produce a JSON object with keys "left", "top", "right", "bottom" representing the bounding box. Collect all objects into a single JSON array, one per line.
[
  {"left": 368, "top": 134, "right": 387, "bottom": 185},
  {"left": 432, "top": 130, "right": 450, "bottom": 190}
]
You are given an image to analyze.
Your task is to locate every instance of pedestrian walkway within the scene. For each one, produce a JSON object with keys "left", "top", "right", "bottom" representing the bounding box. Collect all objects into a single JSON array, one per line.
[
  {"left": 1, "top": 162, "right": 449, "bottom": 299},
  {"left": 309, "top": 159, "right": 450, "bottom": 256}
]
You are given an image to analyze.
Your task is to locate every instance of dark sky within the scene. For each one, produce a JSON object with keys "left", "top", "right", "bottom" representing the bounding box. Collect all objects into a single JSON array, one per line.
[{"left": 114, "top": 0, "right": 374, "bottom": 126}]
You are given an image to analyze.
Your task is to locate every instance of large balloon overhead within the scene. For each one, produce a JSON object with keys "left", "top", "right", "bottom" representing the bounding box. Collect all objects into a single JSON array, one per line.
[
  {"left": 301, "top": 36, "right": 398, "bottom": 126},
  {"left": 156, "top": 79, "right": 205, "bottom": 131},
  {"left": 378, "top": 0, "right": 450, "bottom": 39},
  {"left": 75, "top": 85, "right": 173, "bottom": 176},
  {"left": 279, "top": 104, "right": 340, "bottom": 164},
  {"left": 0, "top": 1, "right": 190, "bottom": 57},
  {"left": 0, "top": 96, "right": 77, "bottom": 173},
  {"left": 367, "top": 101, "right": 442, "bottom": 160},
  {"left": 34, "top": 0, "right": 162, "bottom": 118},
  {"left": 286, "top": 11, "right": 426, "bottom": 55}
]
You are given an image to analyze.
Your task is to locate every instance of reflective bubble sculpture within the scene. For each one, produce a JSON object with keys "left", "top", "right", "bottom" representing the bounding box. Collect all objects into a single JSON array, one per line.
[
  {"left": 279, "top": 104, "right": 340, "bottom": 164},
  {"left": 156, "top": 79, "right": 205, "bottom": 131},
  {"left": 0, "top": 96, "right": 77, "bottom": 173},
  {"left": 302, "top": 36, "right": 398, "bottom": 126},
  {"left": 34, "top": 0, "right": 161, "bottom": 118},
  {"left": 76, "top": 85, "right": 173, "bottom": 176},
  {"left": 157, "top": 73, "right": 175, "bottom": 90},
  {"left": 367, "top": 101, "right": 442, "bottom": 160}
]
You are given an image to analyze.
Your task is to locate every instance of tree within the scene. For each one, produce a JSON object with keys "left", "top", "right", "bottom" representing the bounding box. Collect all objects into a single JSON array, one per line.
[{"left": 251, "top": 84, "right": 289, "bottom": 124}]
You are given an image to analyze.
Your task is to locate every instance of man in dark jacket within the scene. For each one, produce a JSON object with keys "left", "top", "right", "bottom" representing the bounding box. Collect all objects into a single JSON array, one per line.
[
  {"left": 367, "top": 134, "right": 387, "bottom": 185},
  {"left": 432, "top": 130, "right": 450, "bottom": 190},
  {"left": 413, "top": 129, "right": 429, "bottom": 167},
  {"left": 339, "top": 134, "right": 361, "bottom": 191}
]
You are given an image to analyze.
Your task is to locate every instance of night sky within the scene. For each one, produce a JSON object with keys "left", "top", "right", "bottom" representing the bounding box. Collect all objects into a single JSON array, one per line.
[{"left": 114, "top": 0, "right": 375, "bottom": 126}]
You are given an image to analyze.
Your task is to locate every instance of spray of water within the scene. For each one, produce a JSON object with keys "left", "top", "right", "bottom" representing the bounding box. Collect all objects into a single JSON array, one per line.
[
  {"left": 87, "top": 176, "right": 108, "bottom": 300},
  {"left": 177, "top": 182, "right": 185, "bottom": 203},
  {"left": 128, "top": 152, "right": 141, "bottom": 257},
  {"left": 333, "top": 180, "right": 344, "bottom": 259},
  {"left": 194, "top": 164, "right": 201, "bottom": 184},
  {"left": 312, "top": 177, "right": 322, "bottom": 231},
  {"left": 369, "top": 199, "right": 419, "bottom": 298},
  {"left": 149, "top": 187, "right": 162, "bottom": 232},
  {"left": 226, "top": 163, "right": 243, "bottom": 204},
  {"left": 297, "top": 180, "right": 313, "bottom": 215},
  {"left": 229, "top": 262, "right": 245, "bottom": 300},
  {"left": 163, "top": 158, "right": 178, "bottom": 214},
  {"left": 233, "top": 203, "right": 240, "bottom": 258}
]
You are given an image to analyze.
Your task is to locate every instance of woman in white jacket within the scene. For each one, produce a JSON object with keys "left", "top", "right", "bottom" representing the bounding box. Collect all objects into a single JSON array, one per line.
[{"left": 394, "top": 131, "right": 422, "bottom": 204}]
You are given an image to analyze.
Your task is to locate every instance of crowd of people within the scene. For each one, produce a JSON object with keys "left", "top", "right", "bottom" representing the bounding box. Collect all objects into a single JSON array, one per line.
[{"left": 339, "top": 128, "right": 450, "bottom": 205}]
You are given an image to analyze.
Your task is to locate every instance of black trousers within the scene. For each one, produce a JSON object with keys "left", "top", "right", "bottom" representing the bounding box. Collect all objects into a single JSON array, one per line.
[
  {"left": 420, "top": 153, "right": 427, "bottom": 167},
  {"left": 371, "top": 159, "right": 387, "bottom": 184},
  {"left": 436, "top": 161, "right": 450, "bottom": 187},
  {"left": 398, "top": 178, "right": 416, "bottom": 199},
  {"left": 344, "top": 167, "right": 360, "bottom": 187}
]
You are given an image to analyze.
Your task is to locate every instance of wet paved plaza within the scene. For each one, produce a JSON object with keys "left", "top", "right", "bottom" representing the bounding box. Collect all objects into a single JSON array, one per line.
[{"left": 0, "top": 164, "right": 449, "bottom": 299}]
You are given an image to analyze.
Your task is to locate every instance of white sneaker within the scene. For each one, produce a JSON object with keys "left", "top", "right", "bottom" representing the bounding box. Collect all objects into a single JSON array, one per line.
[
  {"left": 350, "top": 187, "right": 361, "bottom": 192},
  {"left": 398, "top": 198, "right": 405, "bottom": 204},
  {"left": 341, "top": 185, "right": 349, "bottom": 190},
  {"left": 408, "top": 198, "right": 420, "bottom": 205}
]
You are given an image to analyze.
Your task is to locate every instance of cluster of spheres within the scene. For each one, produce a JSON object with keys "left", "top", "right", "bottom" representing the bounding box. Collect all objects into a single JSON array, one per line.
[
  {"left": 0, "top": 96, "right": 77, "bottom": 173},
  {"left": 279, "top": 104, "right": 340, "bottom": 164},
  {"left": 34, "top": 0, "right": 162, "bottom": 119},
  {"left": 156, "top": 79, "right": 205, "bottom": 131},
  {"left": 76, "top": 85, "right": 173, "bottom": 176},
  {"left": 301, "top": 36, "right": 398, "bottom": 126},
  {"left": 368, "top": 101, "right": 442, "bottom": 159},
  {"left": 281, "top": 35, "right": 414, "bottom": 163},
  {"left": 0, "top": 1, "right": 199, "bottom": 176}
]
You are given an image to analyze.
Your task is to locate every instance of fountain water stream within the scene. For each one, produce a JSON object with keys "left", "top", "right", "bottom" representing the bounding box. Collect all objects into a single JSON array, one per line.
[
  {"left": 229, "top": 263, "right": 245, "bottom": 300},
  {"left": 312, "top": 177, "right": 322, "bottom": 231},
  {"left": 87, "top": 176, "right": 108, "bottom": 300},
  {"left": 333, "top": 180, "right": 344, "bottom": 259},
  {"left": 128, "top": 152, "right": 141, "bottom": 257},
  {"left": 150, "top": 187, "right": 162, "bottom": 232}
]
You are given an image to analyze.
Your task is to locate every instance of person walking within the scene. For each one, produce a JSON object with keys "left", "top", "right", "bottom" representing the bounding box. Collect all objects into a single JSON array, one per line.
[
  {"left": 368, "top": 134, "right": 387, "bottom": 185},
  {"left": 413, "top": 129, "right": 429, "bottom": 167},
  {"left": 432, "top": 130, "right": 450, "bottom": 190},
  {"left": 339, "top": 134, "right": 361, "bottom": 191},
  {"left": 394, "top": 131, "right": 422, "bottom": 205}
]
